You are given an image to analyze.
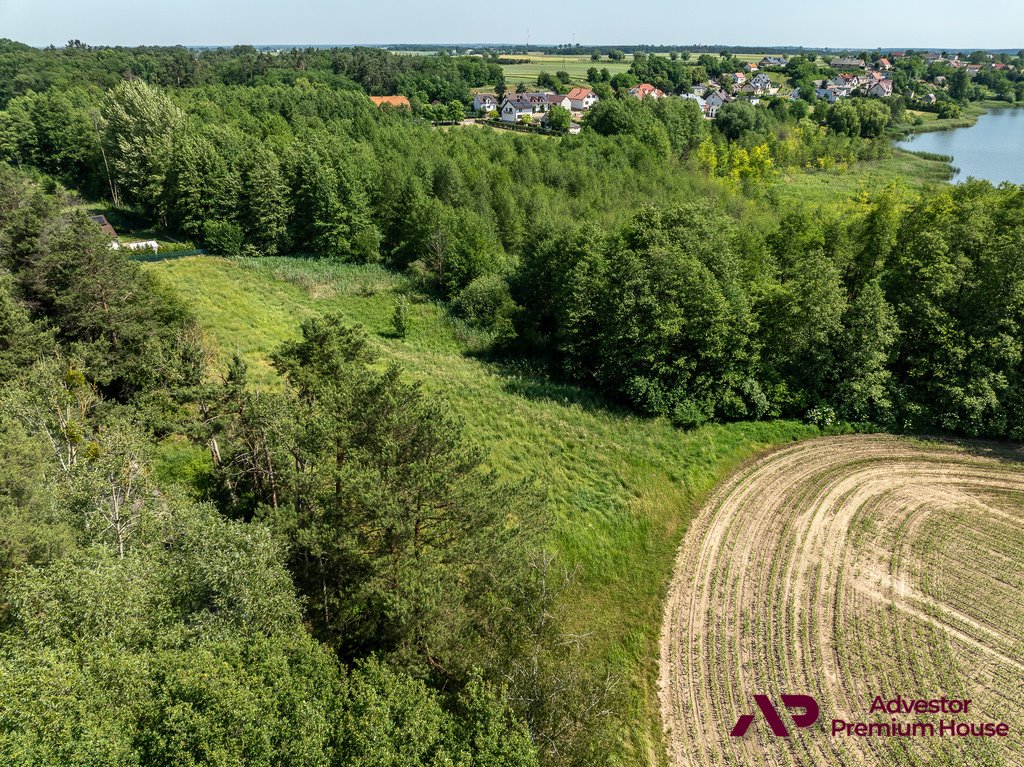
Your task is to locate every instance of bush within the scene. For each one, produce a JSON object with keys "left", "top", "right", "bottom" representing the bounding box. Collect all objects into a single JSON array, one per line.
[
  {"left": 452, "top": 274, "right": 518, "bottom": 343},
  {"left": 203, "top": 220, "right": 243, "bottom": 256},
  {"left": 392, "top": 295, "right": 410, "bottom": 338}
]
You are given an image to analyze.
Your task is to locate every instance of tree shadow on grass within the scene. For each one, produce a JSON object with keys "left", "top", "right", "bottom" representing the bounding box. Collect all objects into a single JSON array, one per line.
[{"left": 489, "top": 360, "right": 634, "bottom": 419}]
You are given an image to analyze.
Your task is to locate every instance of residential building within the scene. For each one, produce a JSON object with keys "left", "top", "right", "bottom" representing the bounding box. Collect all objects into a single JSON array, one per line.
[
  {"left": 546, "top": 93, "right": 572, "bottom": 110},
  {"left": 629, "top": 82, "right": 665, "bottom": 99},
  {"left": 866, "top": 79, "right": 894, "bottom": 98},
  {"left": 830, "top": 57, "right": 866, "bottom": 70},
  {"left": 704, "top": 89, "right": 734, "bottom": 118},
  {"left": 473, "top": 93, "right": 499, "bottom": 112},
  {"left": 369, "top": 95, "right": 411, "bottom": 109},
  {"left": 566, "top": 86, "right": 599, "bottom": 111},
  {"left": 499, "top": 96, "right": 537, "bottom": 122}
]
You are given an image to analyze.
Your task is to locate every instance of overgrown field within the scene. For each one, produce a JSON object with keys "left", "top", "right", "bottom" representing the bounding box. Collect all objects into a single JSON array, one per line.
[
  {"left": 661, "top": 435, "right": 1024, "bottom": 766},
  {"left": 148, "top": 255, "right": 820, "bottom": 764},
  {"left": 772, "top": 149, "right": 954, "bottom": 206}
]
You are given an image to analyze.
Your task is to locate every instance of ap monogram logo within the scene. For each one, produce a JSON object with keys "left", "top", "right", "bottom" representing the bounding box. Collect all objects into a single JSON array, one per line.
[{"left": 730, "top": 695, "right": 820, "bottom": 737}]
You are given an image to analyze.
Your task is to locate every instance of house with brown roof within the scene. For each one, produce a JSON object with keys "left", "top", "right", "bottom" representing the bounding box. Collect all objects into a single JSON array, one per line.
[
  {"left": 89, "top": 214, "right": 117, "bottom": 239},
  {"left": 546, "top": 93, "right": 572, "bottom": 110},
  {"left": 370, "top": 95, "right": 411, "bottom": 109},
  {"left": 566, "top": 86, "right": 599, "bottom": 111}
]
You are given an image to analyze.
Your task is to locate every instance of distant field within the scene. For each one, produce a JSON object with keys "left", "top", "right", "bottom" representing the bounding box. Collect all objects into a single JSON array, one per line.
[
  {"left": 500, "top": 51, "right": 783, "bottom": 84},
  {"left": 501, "top": 53, "right": 632, "bottom": 83},
  {"left": 147, "top": 255, "right": 819, "bottom": 765}
]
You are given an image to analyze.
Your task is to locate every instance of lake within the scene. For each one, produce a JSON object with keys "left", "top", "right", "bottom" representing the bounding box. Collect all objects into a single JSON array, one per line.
[{"left": 896, "top": 108, "right": 1024, "bottom": 185}]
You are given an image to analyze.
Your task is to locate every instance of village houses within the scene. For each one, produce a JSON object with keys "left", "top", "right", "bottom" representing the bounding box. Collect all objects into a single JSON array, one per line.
[{"left": 494, "top": 86, "right": 600, "bottom": 124}]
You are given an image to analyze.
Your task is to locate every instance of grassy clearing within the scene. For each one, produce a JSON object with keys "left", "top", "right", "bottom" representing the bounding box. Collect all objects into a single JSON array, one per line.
[
  {"left": 773, "top": 149, "right": 953, "bottom": 207},
  {"left": 147, "top": 255, "right": 819, "bottom": 765},
  {"left": 68, "top": 200, "right": 194, "bottom": 250}
]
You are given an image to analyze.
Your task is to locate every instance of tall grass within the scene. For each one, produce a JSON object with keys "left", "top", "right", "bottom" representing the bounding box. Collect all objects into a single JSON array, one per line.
[{"left": 148, "top": 256, "right": 819, "bottom": 765}]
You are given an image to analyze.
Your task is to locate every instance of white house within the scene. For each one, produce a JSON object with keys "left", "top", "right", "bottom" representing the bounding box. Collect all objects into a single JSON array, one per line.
[
  {"left": 473, "top": 93, "right": 499, "bottom": 112},
  {"left": 680, "top": 92, "right": 710, "bottom": 118},
  {"left": 866, "top": 80, "right": 894, "bottom": 98},
  {"left": 546, "top": 93, "right": 572, "bottom": 110},
  {"left": 566, "top": 86, "right": 599, "bottom": 111},
  {"left": 500, "top": 96, "right": 537, "bottom": 122},
  {"left": 704, "top": 89, "right": 734, "bottom": 118}
]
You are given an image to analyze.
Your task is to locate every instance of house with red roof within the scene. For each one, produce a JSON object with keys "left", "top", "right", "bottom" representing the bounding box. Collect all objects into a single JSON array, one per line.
[
  {"left": 370, "top": 95, "right": 411, "bottom": 109},
  {"left": 566, "top": 86, "right": 599, "bottom": 111},
  {"left": 629, "top": 83, "right": 665, "bottom": 99}
]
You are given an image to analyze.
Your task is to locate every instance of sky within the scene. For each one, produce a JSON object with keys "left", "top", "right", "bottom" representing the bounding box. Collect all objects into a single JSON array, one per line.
[{"left": 1, "top": 0, "right": 1022, "bottom": 51}]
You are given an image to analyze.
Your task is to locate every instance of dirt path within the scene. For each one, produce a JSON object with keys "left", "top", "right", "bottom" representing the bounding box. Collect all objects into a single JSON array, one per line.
[{"left": 658, "top": 435, "right": 1024, "bottom": 767}]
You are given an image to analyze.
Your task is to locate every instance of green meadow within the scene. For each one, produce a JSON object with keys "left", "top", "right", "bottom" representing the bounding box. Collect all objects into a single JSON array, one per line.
[{"left": 148, "top": 255, "right": 819, "bottom": 763}]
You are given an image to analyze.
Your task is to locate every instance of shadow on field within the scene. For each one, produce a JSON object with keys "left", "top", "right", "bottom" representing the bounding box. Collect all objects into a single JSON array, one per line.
[
  {"left": 912, "top": 434, "right": 1024, "bottom": 465},
  {"left": 492, "top": 363, "right": 632, "bottom": 418}
]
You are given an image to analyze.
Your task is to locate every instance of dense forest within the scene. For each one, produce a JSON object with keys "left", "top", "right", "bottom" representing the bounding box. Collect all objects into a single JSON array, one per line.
[
  {"left": 1, "top": 39, "right": 1024, "bottom": 766},
  {"left": 0, "top": 165, "right": 618, "bottom": 765},
  {"left": 2, "top": 41, "right": 1021, "bottom": 436}
]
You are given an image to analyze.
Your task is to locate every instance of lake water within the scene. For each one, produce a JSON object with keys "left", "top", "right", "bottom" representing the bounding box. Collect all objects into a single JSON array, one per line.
[{"left": 896, "top": 108, "right": 1024, "bottom": 185}]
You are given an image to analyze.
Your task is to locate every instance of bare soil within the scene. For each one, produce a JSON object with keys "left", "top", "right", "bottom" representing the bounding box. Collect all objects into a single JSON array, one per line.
[{"left": 659, "top": 435, "right": 1024, "bottom": 766}]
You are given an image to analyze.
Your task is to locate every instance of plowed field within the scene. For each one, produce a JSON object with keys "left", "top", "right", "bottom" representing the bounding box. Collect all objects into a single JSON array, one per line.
[{"left": 660, "top": 435, "right": 1024, "bottom": 766}]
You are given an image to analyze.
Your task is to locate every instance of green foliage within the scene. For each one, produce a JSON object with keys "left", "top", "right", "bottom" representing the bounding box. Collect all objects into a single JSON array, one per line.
[
  {"left": 546, "top": 104, "right": 571, "bottom": 132},
  {"left": 205, "top": 316, "right": 544, "bottom": 677},
  {"left": 203, "top": 219, "right": 243, "bottom": 256},
  {"left": 392, "top": 294, "right": 410, "bottom": 338},
  {"left": 102, "top": 79, "right": 185, "bottom": 215},
  {"left": 452, "top": 273, "right": 518, "bottom": 343}
]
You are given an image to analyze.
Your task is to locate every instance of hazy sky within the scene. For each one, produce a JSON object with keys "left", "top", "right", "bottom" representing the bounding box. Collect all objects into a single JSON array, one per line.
[{"left": 1, "top": 0, "right": 1022, "bottom": 50}]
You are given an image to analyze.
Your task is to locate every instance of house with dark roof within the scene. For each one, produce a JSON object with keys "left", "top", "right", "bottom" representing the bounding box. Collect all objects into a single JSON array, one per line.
[
  {"left": 759, "top": 56, "right": 789, "bottom": 68},
  {"left": 830, "top": 57, "right": 866, "bottom": 70},
  {"left": 89, "top": 214, "right": 117, "bottom": 238},
  {"left": 500, "top": 96, "right": 538, "bottom": 122},
  {"left": 473, "top": 93, "right": 499, "bottom": 112}
]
